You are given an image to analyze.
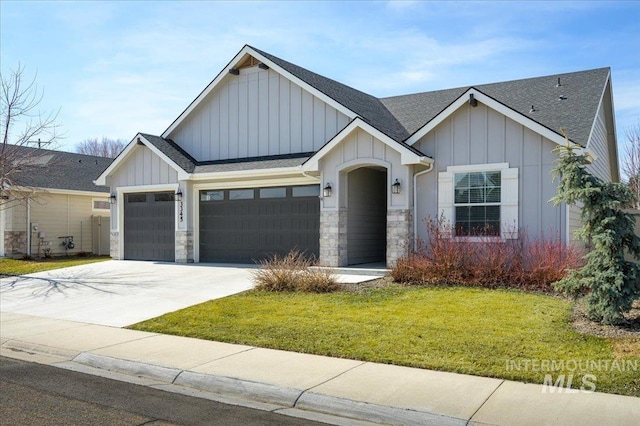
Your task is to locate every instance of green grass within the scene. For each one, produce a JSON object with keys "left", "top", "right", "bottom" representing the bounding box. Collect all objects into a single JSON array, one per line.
[
  {"left": 0, "top": 256, "right": 111, "bottom": 276},
  {"left": 130, "top": 285, "right": 640, "bottom": 397}
]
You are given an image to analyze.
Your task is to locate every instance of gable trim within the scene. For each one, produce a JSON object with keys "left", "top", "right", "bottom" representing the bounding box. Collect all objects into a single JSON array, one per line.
[
  {"left": 301, "top": 118, "right": 432, "bottom": 172},
  {"left": 404, "top": 88, "right": 581, "bottom": 148},
  {"left": 94, "top": 134, "right": 189, "bottom": 185},
  {"left": 161, "top": 45, "right": 357, "bottom": 139}
]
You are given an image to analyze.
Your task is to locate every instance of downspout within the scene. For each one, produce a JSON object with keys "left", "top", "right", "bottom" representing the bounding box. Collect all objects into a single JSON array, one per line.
[
  {"left": 26, "top": 197, "right": 31, "bottom": 256},
  {"left": 413, "top": 163, "right": 434, "bottom": 250}
]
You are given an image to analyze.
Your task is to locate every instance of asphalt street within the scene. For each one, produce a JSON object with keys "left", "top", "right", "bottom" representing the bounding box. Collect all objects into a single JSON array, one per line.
[{"left": 0, "top": 356, "right": 326, "bottom": 426}]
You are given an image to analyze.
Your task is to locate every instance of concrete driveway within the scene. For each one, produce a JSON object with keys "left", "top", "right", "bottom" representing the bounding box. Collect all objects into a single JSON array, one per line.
[{"left": 0, "top": 261, "right": 255, "bottom": 327}]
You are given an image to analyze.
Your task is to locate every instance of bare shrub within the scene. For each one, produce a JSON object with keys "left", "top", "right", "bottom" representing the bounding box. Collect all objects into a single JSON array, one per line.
[
  {"left": 252, "top": 250, "right": 339, "bottom": 293},
  {"left": 391, "top": 218, "right": 583, "bottom": 292}
]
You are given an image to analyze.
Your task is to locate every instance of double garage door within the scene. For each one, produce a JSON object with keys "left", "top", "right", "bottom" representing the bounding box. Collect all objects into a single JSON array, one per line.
[
  {"left": 122, "top": 186, "right": 320, "bottom": 264},
  {"left": 199, "top": 185, "right": 320, "bottom": 263}
]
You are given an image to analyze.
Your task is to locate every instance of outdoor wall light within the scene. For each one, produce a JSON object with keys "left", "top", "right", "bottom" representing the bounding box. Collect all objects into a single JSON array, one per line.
[
  {"left": 323, "top": 183, "right": 332, "bottom": 197},
  {"left": 228, "top": 68, "right": 240, "bottom": 75},
  {"left": 108, "top": 194, "right": 117, "bottom": 204},
  {"left": 392, "top": 179, "right": 401, "bottom": 194},
  {"left": 175, "top": 189, "right": 183, "bottom": 202}
]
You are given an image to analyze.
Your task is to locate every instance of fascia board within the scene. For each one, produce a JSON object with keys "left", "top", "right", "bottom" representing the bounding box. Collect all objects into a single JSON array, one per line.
[
  {"left": 162, "top": 45, "right": 255, "bottom": 138},
  {"left": 96, "top": 134, "right": 190, "bottom": 186},
  {"left": 189, "top": 166, "right": 303, "bottom": 181},
  {"left": 6, "top": 186, "right": 109, "bottom": 197},
  {"left": 405, "top": 88, "right": 575, "bottom": 148},
  {"left": 248, "top": 49, "right": 356, "bottom": 120},
  {"left": 162, "top": 46, "right": 358, "bottom": 139},
  {"left": 94, "top": 137, "right": 142, "bottom": 185},
  {"left": 302, "top": 119, "right": 431, "bottom": 172},
  {"left": 135, "top": 135, "right": 191, "bottom": 180}
]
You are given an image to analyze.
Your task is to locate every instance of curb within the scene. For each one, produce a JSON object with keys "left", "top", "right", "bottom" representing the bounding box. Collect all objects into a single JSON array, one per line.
[{"left": 65, "top": 351, "right": 458, "bottom": 425}]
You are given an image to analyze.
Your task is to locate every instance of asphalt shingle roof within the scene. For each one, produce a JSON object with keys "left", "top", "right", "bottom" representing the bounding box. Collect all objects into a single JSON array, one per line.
[
  {"left": 5, "top": 145, "right": 112, "bottom": 192},
  {"left": 251, "top": 46, "right": 410, "bottom": 142},
  {"left": 382, "top": 68, "right": 610, "bottom": 146},
  {"left": 139, "top": 133, "right": 197, "bottom": 173},
  {"left": 133, "top": 48, "right": 610, "bottom": 173},
  {"left": 194, "top": 153, "right": 312, "bottom": 174}
]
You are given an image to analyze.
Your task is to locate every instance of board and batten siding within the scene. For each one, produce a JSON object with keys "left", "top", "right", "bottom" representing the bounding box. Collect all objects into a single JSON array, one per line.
[
  {"left": 585, "top": 102, "right": 612, "bottom": 182},
  {"left": 415, "top": 103, "right": 566, "bottom": 242},
  {"left": 168, "top": 67, "right": 351, "bottom": 162},
  {"left": 107, "top": 146, "right": 179, "bottom": 188}
]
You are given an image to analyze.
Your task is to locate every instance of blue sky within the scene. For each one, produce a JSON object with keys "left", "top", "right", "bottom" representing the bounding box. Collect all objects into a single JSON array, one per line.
[{"left": 2, "top": 1, "right": 638, "bottom": 157}]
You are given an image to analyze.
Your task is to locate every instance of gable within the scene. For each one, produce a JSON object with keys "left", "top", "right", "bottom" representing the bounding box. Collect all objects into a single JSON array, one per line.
[
  {"left": 105, "top": 144, "right": 179, "bottom": 188},
  {"left": 167, "top": 62, "right": 351, "bottom": 162}
]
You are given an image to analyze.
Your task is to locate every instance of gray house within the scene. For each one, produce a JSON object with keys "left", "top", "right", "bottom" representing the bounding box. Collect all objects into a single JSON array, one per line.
[{"left": 95, "top": 45, "right": 619, "bottom": 266}]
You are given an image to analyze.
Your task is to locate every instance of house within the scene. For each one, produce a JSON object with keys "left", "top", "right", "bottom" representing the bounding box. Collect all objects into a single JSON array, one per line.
[
  {"left": 1, "top": 146, "right": 112, "bottom": 258},
  {"left": 95, "top": 45, "right": 619, "bottom": 266}
]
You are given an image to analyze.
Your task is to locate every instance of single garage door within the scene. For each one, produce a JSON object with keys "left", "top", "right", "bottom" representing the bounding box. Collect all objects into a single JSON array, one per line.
[
  {"left": 200, "top": 185, "right": 320, "bottom": 263},
  {"left": 124, "top": 192, "right": 175, "bottom": 261}
]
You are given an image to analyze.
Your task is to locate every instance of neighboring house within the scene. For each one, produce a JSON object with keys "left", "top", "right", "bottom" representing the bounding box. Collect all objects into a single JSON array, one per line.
[
  {"left": 1, "top": 146, "right": 112, "bottom": 258},
  {"left": 95, "top": 45, "right": 619, "bottom": 266}
]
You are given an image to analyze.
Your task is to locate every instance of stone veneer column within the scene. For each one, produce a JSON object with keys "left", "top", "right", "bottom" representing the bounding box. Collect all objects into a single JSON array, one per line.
[
  {"left": 175, "top": 230, "right": 194, "bottom": 263},
  {"left": 109, "top": 231, "right": 120, "bottom": 259},
  {"left": 4, "top": 231, "right": 27, "bottom": 257},
  {"left": 386, "top": 209, "right": 412, "bottom": 267},
  {"left": 319, "top": 210, "right": 348, "bottom": 267}
]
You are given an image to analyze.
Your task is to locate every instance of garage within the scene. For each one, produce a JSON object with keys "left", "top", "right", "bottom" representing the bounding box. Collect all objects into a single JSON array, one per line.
[
  {"left": 124, "top": 192, "right": 175, "bottom": 261},
  {"left": 199, "top": 185, "right": 320, "bottom": 263}
]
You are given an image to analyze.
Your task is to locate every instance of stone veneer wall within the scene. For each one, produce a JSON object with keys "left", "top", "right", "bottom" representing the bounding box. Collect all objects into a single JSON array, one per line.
[
  {"left": 4, "top": 231, "right": 26, "bottom": 257},
  {"left": 175, "top": 230, "right": 194, "bottom": 263},
  {"left": 110, "top": 231, "right": 120, "bottom": 260},
  {"left": 386, "top": 209, "right": 412, "bottom": 267},
  {"left": 319, "top": 210, "right": 347, "bottom": 266}
]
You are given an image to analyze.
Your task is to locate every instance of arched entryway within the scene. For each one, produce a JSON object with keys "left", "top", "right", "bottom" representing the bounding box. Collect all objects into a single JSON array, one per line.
[{"left": 347, "top": 167, "right": 387, "bottom": 265}]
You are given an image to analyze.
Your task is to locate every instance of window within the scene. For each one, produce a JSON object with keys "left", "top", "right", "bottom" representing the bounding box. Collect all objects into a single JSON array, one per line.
[
  {"left": 438, "top": 163, "right": 518, "bottom": 239},
  {"left": 260, "top": 187, "right": 286, "bottom": 198},
  {"left": 292, "top": 185, "right": 320, "bottom": 197},
  {"left": 92, "top": 199, "right": 110, "bottom": 211},
  {"left": 154, "top": 193, "right": 175, "bottom": 202},
  {"left": 200, "top": 190, "right": 224, "bottom": 201},
  {"left": 454, "top": 171, "right": 501, "bottom": 236},
  {"left": 127, "top": 194, "right": 147, "bottom": 203},
  {"left": 229, "top": 189, "right": 254, "bottom": 200}
]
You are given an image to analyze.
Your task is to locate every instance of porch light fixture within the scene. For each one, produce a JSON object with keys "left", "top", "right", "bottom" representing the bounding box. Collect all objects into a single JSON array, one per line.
[
  {"left": 392, "top": 179, "right": 401, "bottom": 194},
  {"left": 323, "top": 183, "right": 332, "bottom": 197},
  {"left": 175, "top": 189, "right": 183, "bottom": 202},
  {"left": 229, "top": 68, "right": 240, "bottom": 75},
  {"left": 108, "top": 194, "right": 117, "bottom": 204}
]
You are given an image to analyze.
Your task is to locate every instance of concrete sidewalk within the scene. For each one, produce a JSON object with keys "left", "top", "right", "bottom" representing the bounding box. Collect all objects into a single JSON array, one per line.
[{"left": 1, "top": 312, "right": 638, "bottom": 425}]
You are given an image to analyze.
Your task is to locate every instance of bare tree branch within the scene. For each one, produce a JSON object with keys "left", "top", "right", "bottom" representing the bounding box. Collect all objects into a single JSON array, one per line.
[
  {"left": 1, "top": 64, "right": 64, "bottom": 208},
  {"left": 621, "top": 121, "right": 640, "bottom": 209},
  {"left": 76, "top": 137, "right": 127, "bottom": 158}
]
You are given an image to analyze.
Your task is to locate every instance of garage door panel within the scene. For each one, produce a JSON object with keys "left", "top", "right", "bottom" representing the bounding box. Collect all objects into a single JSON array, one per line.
[
  {"left": 200, "top": 186, "right": 319, "bottom": 263},
  {"left": 124, "top": 192, "right": 175, "bottom": 261}
]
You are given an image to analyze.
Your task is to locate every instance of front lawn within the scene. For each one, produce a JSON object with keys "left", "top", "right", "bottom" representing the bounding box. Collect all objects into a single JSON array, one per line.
[
  {"left": 130, "top": 285, "right": 640, "bottom": 397},
  {"left": 0, "top": 256, "right": 110, "bottom": 276}
]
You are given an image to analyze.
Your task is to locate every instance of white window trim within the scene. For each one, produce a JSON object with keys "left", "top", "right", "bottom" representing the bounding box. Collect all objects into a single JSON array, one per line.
[
  {"left": 92, "top": 197, "right": 110, "bottom": 213},
  {"left": 438, "top": 163, "right": 518, "bottom": 240}
]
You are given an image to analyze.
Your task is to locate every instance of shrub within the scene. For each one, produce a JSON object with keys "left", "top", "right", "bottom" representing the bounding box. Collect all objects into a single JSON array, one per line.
[
  {"left": 551, "top": 142, "right": 640, "bottom": 324},
  {"left": 391, "top": 218, "right": 583, "bottom": 292},
  {"left": 252, "top": 250, "right": 339, "bottom": 293}
]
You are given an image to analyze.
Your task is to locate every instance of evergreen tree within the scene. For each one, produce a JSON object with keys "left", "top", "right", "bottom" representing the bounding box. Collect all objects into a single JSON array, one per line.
[{"left": 551, "top": 141, "right": 640, "bottom": 325}]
